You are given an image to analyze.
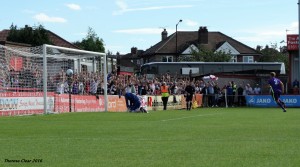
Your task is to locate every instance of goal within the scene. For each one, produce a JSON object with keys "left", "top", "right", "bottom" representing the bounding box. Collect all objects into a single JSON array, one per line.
[{"left": 0, "top": 44, "right": 107, "bottom": 114}]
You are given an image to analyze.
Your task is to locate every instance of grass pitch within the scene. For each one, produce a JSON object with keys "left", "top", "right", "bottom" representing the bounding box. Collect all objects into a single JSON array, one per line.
[{"left": 0, "top": 108, "right": 299, "bottom": 167}]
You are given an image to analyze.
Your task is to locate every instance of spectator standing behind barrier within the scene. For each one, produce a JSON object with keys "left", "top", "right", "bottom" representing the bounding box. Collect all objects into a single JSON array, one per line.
[
  {"left": 140, "top": 83, "right": 147, "bottom": 96},
  {"left": 207, "top": 81, "right": 214, "bottom": 107},
  {"left": 226, "top": 82, "right": 234, "bottom": 107},
  {"left": 213, "top": 82, "right": 220, "bottom": 107},
  {"left": 293, "top": 79, "right": 299, "bottom": 88},
  {"left": 72, "top": 79, "right": 79, "bottom": 94},
  {"left": 63, "top": 79, "right": 69, "bottom": 93},
  {"left": 231, "top": 81, "right": 237, "bottom": 105},
  {"left": 245, "top": 83, "right": 253, "bottom": 95},
  {"left": 160, "top": 82, "right": 170, "bottom": 110},
  {"left": 170, "top": 82, "right": 178, "bottom": 95},
  {"left": 137, "top": 81, "right": 143, "bottom": 95},
  {"left": 201, "top": 83, "right": 209, "bottom": 107},
  {"left": 185, "top": 81, "right": 195, "bottom": 110},
  {"left": 237, "top": 84, "right": 244, "bottom": 106},
  {"left": 125, "top": 83, "right": 136, "bottom": 94},
  {"left": 89, "top": 78, "right": 98, "bottom": 95},
  {"left": 56, "top": 79, "right": 65, "bottom": 94},
  {"left": 254, "top": 84, "right": 261, "bottom": 95}
]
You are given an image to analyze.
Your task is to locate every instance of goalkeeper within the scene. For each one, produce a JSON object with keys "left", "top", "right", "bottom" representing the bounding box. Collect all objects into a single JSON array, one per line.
[{"left": 124, "top": 93, "right": 141, "bottom": 112}]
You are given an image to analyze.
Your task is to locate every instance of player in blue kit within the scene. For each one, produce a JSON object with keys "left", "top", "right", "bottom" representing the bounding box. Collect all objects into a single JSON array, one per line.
[
  {"left": 268, "top": 72, "right": 286, "bottom": 112},
  {"left": 124, "top": 93, "right": 142, "bottom": 112}
]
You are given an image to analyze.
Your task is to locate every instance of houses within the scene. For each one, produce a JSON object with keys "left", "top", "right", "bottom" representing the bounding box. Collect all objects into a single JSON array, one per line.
[
  {"left": 0, "top": 29, "right": 79, "bottom": 49},
  {"left": 142, "top": 26, "right": 262, "bottom": 63},
  {"left": 1, "top": 26, "right": 263, "bottom": 75},
  {"left": 117, "top": 47, "right": 143, "bottom": 75},
  {"left": 118, "top": 26, "right": 262, "bottom": 75}
]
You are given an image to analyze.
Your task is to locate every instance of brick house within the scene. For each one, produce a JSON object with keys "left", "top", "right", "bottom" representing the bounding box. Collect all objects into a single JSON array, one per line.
[
  {"left": 0, "top": 29, "right": 79, "bottom": 49},
  {"left": 116, "top": 47, "right": 144, "bottom": 75},
  {"left": 141, "top": 26, "right": 262, "bottom": 63}
]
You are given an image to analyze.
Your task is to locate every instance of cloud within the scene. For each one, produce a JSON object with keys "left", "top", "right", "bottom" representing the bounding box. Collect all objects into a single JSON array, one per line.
[
  {"left": 115, "top": 0, "right": 128, "bottom": 11},
  {"left": 66, "top": 3, "right": 81, "bottom": 10},
  {"left": 286, "top": 21, "right": 298, "bottom": 34},
  {"left": 185, "top": 19, "right": 199, "bottom": 27},
  {"left": 33, "top": 13, "right": 67, "bottom": 23},
  {"left": 113, "top": 27, "right": 196, "bottom": 36},
  {"left": 114, "top": 28, "right": 162, "bottom": 34},
  {"left": 234, "top": 23, "right": 298, "bottom": 48},
  {"left": 113, "top": 0, "right": 193, "bottom": 15},
  {"left": 238, "top": 21, "right": 299, "bottom": 37}
]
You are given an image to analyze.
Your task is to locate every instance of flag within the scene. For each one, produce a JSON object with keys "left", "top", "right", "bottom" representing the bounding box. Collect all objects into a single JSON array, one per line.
[{"left": 203, "top": 75, "right": 218, "bottom": 81}]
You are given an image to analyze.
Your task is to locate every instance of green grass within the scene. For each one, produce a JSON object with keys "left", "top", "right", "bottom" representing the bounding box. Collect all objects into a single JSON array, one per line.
[{"left": 0, "top": 108, "right": 299, "bottom": 167}]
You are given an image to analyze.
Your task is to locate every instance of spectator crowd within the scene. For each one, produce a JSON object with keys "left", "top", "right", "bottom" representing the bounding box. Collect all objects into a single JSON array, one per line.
[{"left": 0, "top": 68, "right": 270, "bottom": 107}]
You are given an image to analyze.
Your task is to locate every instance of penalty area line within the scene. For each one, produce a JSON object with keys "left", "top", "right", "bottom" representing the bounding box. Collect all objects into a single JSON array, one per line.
[{"left": 161, "top": 113, "right": 221, "bottom": 122}]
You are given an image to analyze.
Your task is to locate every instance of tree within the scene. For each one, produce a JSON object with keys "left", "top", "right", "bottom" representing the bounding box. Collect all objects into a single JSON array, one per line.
[
  {"left": 73, "top": 27, "right": 106, "bottom": 72},
  {"left": 73, "top": 27, "right": 105, "bottom": 52},
  {"left": 7, "top": 24, "right": 52, "bottom": 46},
  {"left": 179, "top": 44, "right": 231, "bottom": 62},
  {"left": 258, "top": 44, "right": 289, "bottom": 73}
]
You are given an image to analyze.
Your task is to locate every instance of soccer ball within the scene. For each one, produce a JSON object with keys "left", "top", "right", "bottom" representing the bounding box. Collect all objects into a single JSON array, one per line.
[{"left": 66, "top": 69, "right": 73, "bottom": 76}]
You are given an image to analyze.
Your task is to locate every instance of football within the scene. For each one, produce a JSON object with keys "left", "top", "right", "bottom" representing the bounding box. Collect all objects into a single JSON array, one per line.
[{"left": 66, "top": 69, "right": 73, "bottom": 76}]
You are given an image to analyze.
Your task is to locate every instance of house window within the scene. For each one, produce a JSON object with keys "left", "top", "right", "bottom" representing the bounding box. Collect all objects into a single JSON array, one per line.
[
  {"left": 243, "top": 56, "right": 254, "bottom": 62},
  {"left": 81, "top": 64, "right": 87, "bottom": 72},
  {"left": 162, "top": 56, "right": 173, "bottom": 62},
  {"left": 230, "top": 55, "right": 237, "bottom": 62}
]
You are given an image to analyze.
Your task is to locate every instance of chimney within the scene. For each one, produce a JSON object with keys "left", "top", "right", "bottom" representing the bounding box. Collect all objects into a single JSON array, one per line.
[
  {"left": 161, "top": 29, "right": 168, "bottom": 41},
  {"left": 131, "top": 47, "right": 138, "bottom": 54},
  {"left": 256, "top": 45, "right": 261, "bottom": 51},
  {"left": 198, "top": 26, "right": 208, "bottom": 44}
]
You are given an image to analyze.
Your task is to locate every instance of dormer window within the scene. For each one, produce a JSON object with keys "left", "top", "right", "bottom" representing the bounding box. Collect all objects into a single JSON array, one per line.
[
  {"left": 243, "top": 56, "right": 254, "bottom": 62},
  {"left": 162, "top": 56, "right": 173, "bottom": 62}
]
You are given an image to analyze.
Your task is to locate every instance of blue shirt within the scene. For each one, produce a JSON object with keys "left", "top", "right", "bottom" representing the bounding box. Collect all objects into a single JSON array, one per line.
[
  {"left": 124, "top": 93, "right": 141, "bottom": 109},
  {"left": 226, "top": 85, "right": 233, "bottom": 95}
]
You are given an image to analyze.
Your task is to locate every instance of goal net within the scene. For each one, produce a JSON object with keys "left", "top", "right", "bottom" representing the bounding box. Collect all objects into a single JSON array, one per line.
[{"left": 0, "top": 44, "right": 107, "bottom": 114}]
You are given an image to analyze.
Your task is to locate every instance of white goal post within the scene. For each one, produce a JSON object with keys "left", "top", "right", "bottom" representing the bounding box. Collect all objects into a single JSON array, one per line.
[
  {"left": 42, "top": 44, "right": 108, "bottom": 114},
  {"left": 0, "top": 44, "right": 107, "bottom": 114}
]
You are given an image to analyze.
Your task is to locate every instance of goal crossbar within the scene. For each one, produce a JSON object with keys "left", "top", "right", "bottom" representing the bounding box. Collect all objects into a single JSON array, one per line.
[{"left": 42, "top": 44, "right": 108, "bottom": 113}]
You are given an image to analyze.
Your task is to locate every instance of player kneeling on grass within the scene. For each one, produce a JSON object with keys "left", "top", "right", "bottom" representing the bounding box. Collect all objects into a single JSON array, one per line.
[
  {"left": 268, "top": 72, "right": 286, "bottom": 112},
  {"left": 124, "top": 93, "right": 147, "bottom": 113}
]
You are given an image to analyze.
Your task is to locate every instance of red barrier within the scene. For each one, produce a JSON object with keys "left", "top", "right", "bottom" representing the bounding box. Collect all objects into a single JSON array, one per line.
[
  {"left": 181, "top": 94, "right": 203, "bottom": 109},
  {"left": 0, "top": 92, "right": 54, "bottom": 116},
  {"left": 54, "top": 94, "right": 105, "bottom": 113},
  {"left": 107, "top": 96, "right": 128, "bottom": 112},
  {"left": 0, "top": 92, "right": 128, "bottom": 116},
  {"left": 54, "top": 94, "right": 127, "bottom": 113},
  {"left": 0, "top": 92, "right": 202, "bottom": 117}
]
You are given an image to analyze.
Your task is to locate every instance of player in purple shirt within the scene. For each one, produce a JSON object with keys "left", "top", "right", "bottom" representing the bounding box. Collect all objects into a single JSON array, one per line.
[{"left": 268, "top": 72, "right": 286, "bottom": 112}]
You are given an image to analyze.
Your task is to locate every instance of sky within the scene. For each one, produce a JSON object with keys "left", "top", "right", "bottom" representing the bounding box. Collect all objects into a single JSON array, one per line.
[{"left": 0, "top": 0, "right": 299, "bottom": 54}]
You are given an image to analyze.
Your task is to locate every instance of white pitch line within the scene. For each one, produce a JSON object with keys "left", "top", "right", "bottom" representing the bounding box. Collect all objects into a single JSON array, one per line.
[{"left": 161, "top": 113, "right": 221, "bottom": 122}]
